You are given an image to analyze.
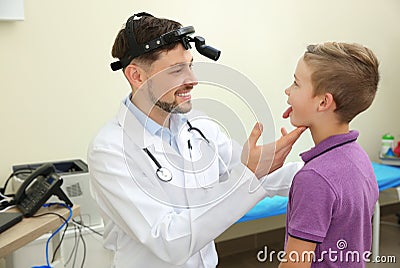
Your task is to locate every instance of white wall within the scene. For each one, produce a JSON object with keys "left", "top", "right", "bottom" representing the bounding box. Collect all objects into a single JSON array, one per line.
[{"left": 1, "top": 0, "right": 399, "bottom": 185}]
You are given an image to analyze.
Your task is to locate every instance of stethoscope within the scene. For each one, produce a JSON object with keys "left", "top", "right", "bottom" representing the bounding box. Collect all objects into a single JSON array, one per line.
[{"left": 143, "top": 120, "right": 210, "bottom": 182}]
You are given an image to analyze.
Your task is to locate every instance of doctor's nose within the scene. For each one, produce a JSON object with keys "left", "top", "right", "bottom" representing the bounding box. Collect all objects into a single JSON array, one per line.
[{"left": 185, "top": 69, "right": 198, "bottom": 87}]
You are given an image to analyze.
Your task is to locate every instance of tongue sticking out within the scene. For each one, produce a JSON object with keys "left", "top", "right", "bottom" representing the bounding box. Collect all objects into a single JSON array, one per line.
[{"left": 282, "top": 107, "right": 293, "bottom": 119}]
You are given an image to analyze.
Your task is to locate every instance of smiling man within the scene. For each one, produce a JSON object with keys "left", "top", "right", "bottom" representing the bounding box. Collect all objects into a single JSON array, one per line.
[
  {"left": 126, "top": 47, "right": 196, "bottom": 126},
  {"left": 88, "top": 12, "right": 305, "bottom": 268}
]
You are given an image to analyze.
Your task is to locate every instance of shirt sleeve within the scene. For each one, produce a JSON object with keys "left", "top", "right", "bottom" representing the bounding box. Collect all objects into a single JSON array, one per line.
[
  {"left": 287, "top": 169, "right": 337, "bottom": 243},
  {"left": 261, "top": 162, "right": 303, "bottom": 197}
]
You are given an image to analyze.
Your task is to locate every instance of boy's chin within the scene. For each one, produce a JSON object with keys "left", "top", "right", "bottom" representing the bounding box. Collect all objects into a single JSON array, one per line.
[
  {"left": 290, "top": 119, "right": 304, "bottom": 128},
  {"left": 290, "top": 118, "right": 299, "bottom": 127}
]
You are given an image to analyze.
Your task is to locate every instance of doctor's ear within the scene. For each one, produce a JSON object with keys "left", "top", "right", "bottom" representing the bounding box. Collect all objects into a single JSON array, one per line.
[
  {"left": 317, "top": 93, "right": 336, "bottom": 112},
  {"left": 124, "top": 64, "right": 147, "bottom": 88}
]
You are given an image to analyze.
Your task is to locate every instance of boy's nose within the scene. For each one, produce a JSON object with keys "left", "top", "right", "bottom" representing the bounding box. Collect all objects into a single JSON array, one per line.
[{"left": 284, "top": 87, "right": 290, "bottom": 96}]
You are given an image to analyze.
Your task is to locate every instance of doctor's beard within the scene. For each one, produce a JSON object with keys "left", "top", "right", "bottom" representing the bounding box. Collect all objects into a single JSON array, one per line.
[{"left": 148, "top": 87, "right": 192, "bottom": 114}]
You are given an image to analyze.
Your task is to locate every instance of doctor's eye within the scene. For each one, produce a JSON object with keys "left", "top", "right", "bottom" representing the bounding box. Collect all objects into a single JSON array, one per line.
[
  {"left": 174, "top": 68, "right": 183, "bottom": 73},
  {"left": 170, "top": 63, "right": 187, "bottom": 74},
  {"left": 169, "top": 67, "right": 183, "bottom": 74}
]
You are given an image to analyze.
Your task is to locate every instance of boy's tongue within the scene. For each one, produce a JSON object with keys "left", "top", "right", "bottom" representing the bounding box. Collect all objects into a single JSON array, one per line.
[{"left": 282, "top": 107, "right": 293, "bottom": 119}]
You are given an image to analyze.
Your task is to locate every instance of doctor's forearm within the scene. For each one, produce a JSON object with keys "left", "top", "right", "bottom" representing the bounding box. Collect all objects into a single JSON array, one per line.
[{"left": 260, "top": 162, "right": 303, "bottom": 197}]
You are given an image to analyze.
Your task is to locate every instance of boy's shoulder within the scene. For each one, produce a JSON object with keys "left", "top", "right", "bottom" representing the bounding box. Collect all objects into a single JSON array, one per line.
[
  {"left": 294, "top": 139, "right": 375, "bottom": 202},
  {"left": 293, "top": 165, "right": 337, "bottom": 198},
  {"left": 305, "top": 141, "right": 372, "bottom": 177},
  {"left": 300, "top": 131, "right": 373, "bottom": 180}
]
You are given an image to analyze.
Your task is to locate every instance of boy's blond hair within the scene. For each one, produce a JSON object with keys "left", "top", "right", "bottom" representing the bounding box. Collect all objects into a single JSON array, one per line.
[{"left": 304, "top": 42, "right": 380, "bottom": 123}]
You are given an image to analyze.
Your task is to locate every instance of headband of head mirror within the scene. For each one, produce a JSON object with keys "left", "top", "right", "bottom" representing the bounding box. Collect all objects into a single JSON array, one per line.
[{"left": 110, "top": 12, "right": 221, "bottom": 71}]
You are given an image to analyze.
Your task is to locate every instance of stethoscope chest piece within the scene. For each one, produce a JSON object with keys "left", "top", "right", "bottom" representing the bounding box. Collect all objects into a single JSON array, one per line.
[
  {"left": 156, "top": 167, "right": 172, "bottom": 182},
  {"left": 143, "top": 120, "right": 209, "bottom": 183}
]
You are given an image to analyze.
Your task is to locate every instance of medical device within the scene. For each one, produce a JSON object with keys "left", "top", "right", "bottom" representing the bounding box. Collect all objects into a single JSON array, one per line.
[
  {"left": 110, "top": 12, "right": 221, "bottom": 71},
  {"left": 144, "top": 120, "right": 210, "bottom": 182}
]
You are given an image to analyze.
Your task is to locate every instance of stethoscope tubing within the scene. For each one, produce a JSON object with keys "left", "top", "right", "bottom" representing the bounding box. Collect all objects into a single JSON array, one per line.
[
  {"left": 143, "top": 148, "right": 162, "bottom": 169},
  {"left": 143, "top": 120, "right": 209, "bottom": 183},
  {"left": 186, "top": 121, "right": 209, "bottom": 143}
]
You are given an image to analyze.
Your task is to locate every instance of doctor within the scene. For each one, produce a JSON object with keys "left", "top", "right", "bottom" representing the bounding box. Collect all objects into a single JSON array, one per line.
[{"left": 88, "top": 12, "right": 305, "bottom": 268}]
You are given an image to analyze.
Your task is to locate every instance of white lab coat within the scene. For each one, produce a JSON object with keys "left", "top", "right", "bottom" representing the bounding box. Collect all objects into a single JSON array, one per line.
[{"left": 88, "top": 101, "right": 301, "bottom": 268}]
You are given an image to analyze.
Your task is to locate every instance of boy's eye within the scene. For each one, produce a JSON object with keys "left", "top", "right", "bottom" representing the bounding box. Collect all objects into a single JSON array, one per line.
[{"left": 293, "top": 81, "right": 299, "bottom": 87}]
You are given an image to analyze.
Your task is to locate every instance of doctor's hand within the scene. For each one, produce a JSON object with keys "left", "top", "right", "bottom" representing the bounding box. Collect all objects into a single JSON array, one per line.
[{"left": 241, "top": 123, "right": 306, "bottom": 179}]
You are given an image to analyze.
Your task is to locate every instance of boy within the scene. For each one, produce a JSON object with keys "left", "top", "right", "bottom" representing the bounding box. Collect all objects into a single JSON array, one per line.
[{"left": 279, "top": 42, "right": 380, "bottom": 267}]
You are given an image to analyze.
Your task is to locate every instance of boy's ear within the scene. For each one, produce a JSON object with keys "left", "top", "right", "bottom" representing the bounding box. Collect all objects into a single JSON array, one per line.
[
  {"left": 318, "top": 93, "right": 336, "bottom": 112},
  {"left": 124, "top": 64, "right": 146, "bottom": 89}
]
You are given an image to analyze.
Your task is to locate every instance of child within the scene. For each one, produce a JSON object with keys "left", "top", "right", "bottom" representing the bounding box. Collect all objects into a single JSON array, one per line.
[{"left": 279, "top": 42, "right": 380, "bottom": 268}]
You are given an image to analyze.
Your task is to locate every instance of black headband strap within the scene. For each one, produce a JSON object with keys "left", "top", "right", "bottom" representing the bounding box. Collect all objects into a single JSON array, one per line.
[
  {"left": 125, "top": 12, "right": 154, "bottom": 59},
  {"left": 110, "top": 12, "right": 220, "bottom": 71}
]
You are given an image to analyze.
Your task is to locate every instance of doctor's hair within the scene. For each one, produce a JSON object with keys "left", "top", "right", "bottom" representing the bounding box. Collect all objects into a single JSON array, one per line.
[
  {"left": 112, "top": 15, "right": 182, "bottom": 69},
  {"left": 303, "top": 42, "right": 380, "bottom": 123}
]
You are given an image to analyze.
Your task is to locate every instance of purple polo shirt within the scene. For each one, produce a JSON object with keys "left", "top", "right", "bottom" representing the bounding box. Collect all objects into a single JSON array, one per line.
[{"left": 285, "top": 131, "right": 379, "bottom": 267}]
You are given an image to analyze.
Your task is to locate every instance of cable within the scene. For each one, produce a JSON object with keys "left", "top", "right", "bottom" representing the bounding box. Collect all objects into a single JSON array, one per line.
[
  {"left": 51, "top": 220, "right": 69, "bottom": 263},
  {"left": 32, "top": 211, "right": 69, "bottom": 264},
  {"left": 1, "top": 168, "right": 34, "bottom": 195},
  {"left": 65, "top": 223, "right": 80, "bottom": 267},
  {"left": 31, "top": 203, "right": 72, "bottom": 268},
  {"left": 72, "top": 226, "right": 81, "bottom": 268},
  {"left": 32, "top": 212, "right": 68, "bottom": 262},
  {"left": 0, "top": 191, "right": 12, "bottom": 200},
  {"left": 0, "top": 205, "right": 16, "bottom": 213},
  {"left": 45, "top": 203, "right": 72, "bottom": 267},
  {"left": 71, "top": 226, "right": 87, "bottom": 268},
  {"left": 57, "top": 219, "right": 94, "bottom": 268},
  {"left": 55, "top": 219, "right": 94, "bottom": 268},
  {"left": 72, "top": 219, "right": 103, "bottom": 237},
  {"left": 79, "top": 229, "right": 87, "bottom": 268},
  {"left": 64, "top": 224, "right": 77, "bottom": 266},
  {"left": 51, "top": 215, "right": 103, "bottom": 265}
]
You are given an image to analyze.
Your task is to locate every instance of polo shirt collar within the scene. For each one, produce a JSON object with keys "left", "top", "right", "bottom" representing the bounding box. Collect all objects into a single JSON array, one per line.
[{"left": 300, "top": 130, "right": 359, "bottom": 163}]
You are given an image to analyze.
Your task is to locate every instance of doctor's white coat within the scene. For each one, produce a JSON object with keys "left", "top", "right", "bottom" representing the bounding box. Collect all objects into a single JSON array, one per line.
[{"left": 88, "top": 101, "right": 301, "bottom": 267}]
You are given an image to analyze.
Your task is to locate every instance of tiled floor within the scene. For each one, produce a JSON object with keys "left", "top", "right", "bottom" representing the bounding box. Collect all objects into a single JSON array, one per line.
[{"left": 216, "top": 213, "right": 400, "bottom": 267}]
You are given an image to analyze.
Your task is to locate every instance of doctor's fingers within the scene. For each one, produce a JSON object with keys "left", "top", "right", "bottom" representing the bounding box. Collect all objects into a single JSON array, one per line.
[
  {"left": 278, "top": 127, "right": 306, "bottom": 147},
  {"left": 267, "top": 127, "right": 306, "bottom": 173},
  {"left": 280, "top": 127, "right": 288, "bottom": 136},
  {"left": 246, "top": 122, "right": 264, "bottom": 148},
  {"left": 274, "top": 127, "right": 305, "bottom": 161}
]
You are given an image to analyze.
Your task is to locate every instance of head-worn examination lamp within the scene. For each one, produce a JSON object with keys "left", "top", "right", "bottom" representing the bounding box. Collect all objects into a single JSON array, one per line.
[{"left": 111, "top": 12, "right": 221, "bottom": 71}]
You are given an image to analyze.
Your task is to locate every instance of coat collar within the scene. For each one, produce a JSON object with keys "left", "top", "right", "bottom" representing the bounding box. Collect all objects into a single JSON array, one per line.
[
  {"left": 117, "top": 101, "right": 194, "bottom": 155},
  {"left": 117, "top": 101, "right": 157, "bottom": 149}
]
